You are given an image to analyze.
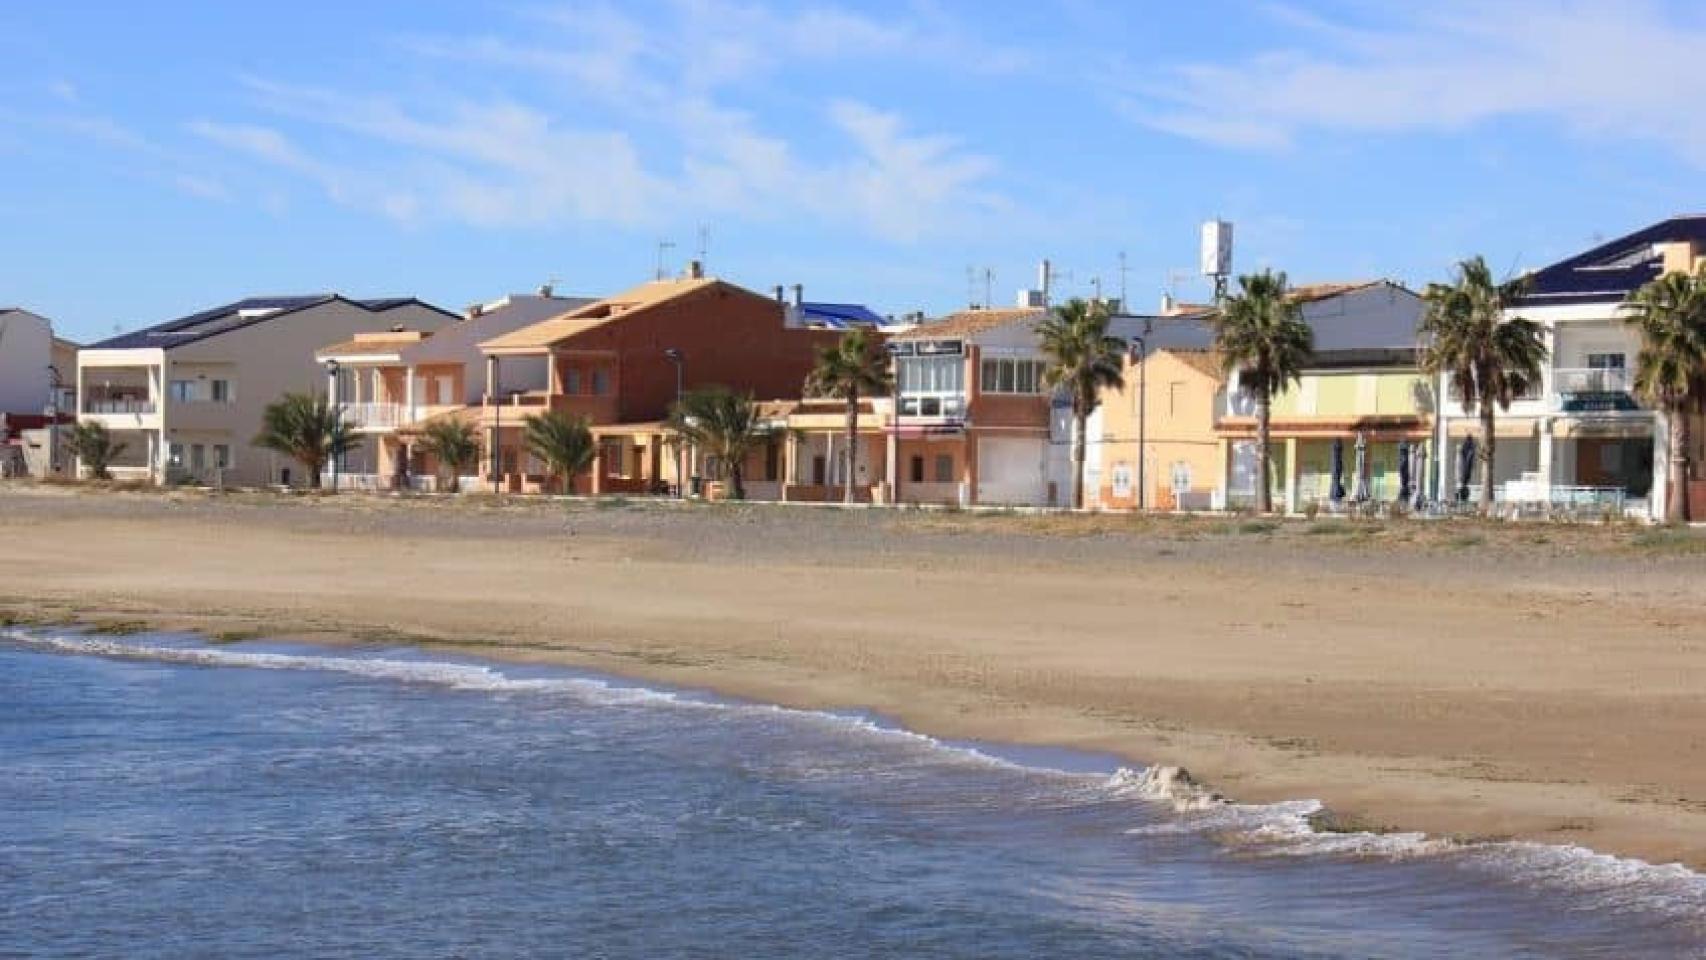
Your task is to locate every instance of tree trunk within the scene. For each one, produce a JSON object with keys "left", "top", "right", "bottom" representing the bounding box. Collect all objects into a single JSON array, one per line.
[
  {"left": 1071, "top": 411, "right": 1087, "bottom": 510},
  {"left": 1255, "top": 392, "right": 1272, "bottom": 514},
  {"left": 309, "top": 464, "right": 323, "bottom": 491},
  {"left": 731, "top": 465, "right": 746, "bottom": 501},
  {"left": 1668, "top": 404, "right": 1690, "bottom": 524},
  {"left": 844, "top": 390, "right": 859, "bottom": 505},
  {"left": 1478, "top": 401, "right": 1497, "bottom": 515}
]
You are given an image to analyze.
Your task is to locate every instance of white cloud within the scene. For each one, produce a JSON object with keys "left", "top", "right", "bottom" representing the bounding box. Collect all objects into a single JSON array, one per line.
[
  {"left": 1124, "top": 1, "right": 1706, "bottom": 166},
  {"left": 190, "top": 2, "right": 1012, "bottom": 240}
]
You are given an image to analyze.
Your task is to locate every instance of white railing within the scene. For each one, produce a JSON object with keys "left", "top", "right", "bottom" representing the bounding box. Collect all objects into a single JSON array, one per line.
[
  {"left": 339, "top": 403, "right": 402, "bottom": 430},
  {"left": 1554, "top": 367, "right": 1633, "bottom": 395},
  {"left": 84, "top": 398, "right": 156, "bottom": 415}
]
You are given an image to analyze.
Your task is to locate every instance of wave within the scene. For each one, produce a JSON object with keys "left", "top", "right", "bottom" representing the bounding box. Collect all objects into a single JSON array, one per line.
[{"left": 9, "top": 626, "right": 1705, "bottom": 927}]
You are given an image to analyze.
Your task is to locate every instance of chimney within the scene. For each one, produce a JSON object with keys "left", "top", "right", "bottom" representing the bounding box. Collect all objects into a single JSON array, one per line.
[
  {"left": 1160, "top": 292, "right": 1175, "bottom": 315},
  {"left": 538, "top": 282, "right": 554, "bottom": 297},
  {"left": 465, "top": 303, "right": 485, "bottom": 320},
  {"left": 686, "top": 259, "right": 705, "bottom": 279},
  {"left": 774, "top": 285, "right": 786, "bottom": 303},
  {"left": 791, "top": 283, "right": 804, "bottom": 308}
]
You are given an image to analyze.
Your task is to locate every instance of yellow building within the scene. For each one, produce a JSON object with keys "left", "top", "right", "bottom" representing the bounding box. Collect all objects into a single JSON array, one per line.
[{"left": 1089, "top": 348, "right": 1226, "bottom": 510}]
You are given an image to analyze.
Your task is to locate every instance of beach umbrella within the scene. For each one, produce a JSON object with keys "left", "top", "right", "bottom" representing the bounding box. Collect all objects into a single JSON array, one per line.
[
  {"left": 1352, "top": 432, "right": 1369, "bottom": 502},
  {"left": 1330, "top": 438, "right": 1346, "bottom": 502},
  {"left": 1457, "top": 435, "right": 1477, "bottom": 503},
  {"left": 1396, "top": 440, "right": 1411, "bottom": 503}
]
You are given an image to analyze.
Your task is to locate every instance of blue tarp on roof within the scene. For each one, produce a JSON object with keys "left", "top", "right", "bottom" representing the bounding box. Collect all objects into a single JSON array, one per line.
[
  {"left": 800, "top": 302, "right": 885, "bottom": 329},
  {"left": 1522, "top": 215, "right": 1706, "bottom": 307},
  {"left": 90, "top": 296, "right": 450, "bottom": 351}
]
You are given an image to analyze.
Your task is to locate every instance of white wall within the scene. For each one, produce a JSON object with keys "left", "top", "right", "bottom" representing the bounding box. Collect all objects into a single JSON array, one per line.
[{"left": 0, "top": 310, "right": 53, "bottom": 414}]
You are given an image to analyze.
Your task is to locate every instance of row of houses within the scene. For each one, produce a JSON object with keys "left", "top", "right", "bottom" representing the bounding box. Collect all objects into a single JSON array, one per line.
[{"left": 9, "top": 215, "right": 1705, "bottom": 520}]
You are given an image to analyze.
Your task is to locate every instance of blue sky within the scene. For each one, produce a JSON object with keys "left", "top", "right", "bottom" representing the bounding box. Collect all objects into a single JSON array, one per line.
[{"left": 4, "top": 0, "right": 1705, "bottom": 343}]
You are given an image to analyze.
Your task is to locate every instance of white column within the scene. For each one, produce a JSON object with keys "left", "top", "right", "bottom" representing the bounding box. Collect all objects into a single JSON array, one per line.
[
  {"left": 404, "top": 364, "right": 417, "bottom": 421},
  {"left": 1537, "top": 418, "right": 1554, "bottom": 498},
  {"left": 1652, "top": 413, "right": 1670, "bottom": 521}
]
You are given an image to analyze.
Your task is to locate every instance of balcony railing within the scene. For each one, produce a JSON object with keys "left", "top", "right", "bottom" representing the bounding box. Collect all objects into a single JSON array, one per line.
[
  {"left": 1554, "top": 367, "right": 1633, "bottom": 395},
  {"left": 340, "top": 402, "right": 402, "bottom": 429},
  {"left": 84, "top": 398, "right": 156, "bottom": 415}
]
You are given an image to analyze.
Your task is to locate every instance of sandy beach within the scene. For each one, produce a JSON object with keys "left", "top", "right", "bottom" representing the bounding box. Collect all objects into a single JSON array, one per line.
[{"left": 3, "top": 483, "right": 1704, "bottom": 868}]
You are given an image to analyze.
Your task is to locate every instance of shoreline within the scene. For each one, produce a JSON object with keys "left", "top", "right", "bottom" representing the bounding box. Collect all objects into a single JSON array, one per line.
[{"left": 3, "top": 485, "right": 1705, "bottom": 868}]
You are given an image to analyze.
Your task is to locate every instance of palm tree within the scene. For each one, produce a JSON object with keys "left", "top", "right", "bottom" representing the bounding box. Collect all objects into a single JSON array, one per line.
[
  {"left": 69, "top": 421, "right": 126, "bottom": 480},
  {"left": 1623, "top": 265, "right": 1706, "bottom": 523},
  {"left": 1038, "top": 298, "right": 1127, "bottom": 510},
  {"left": 1212, "top": 271, "right": 1314, "bottom": 514},
  {"left": 523, "top": 410, "right": 597, "bottom": 494},
  {"left": 667, "top": 386, "right": 772, "bottom": 500},
  {"left": 417, "top": 417, "right": 481, "bottom": 493},
  {"left": 254, "top": 392, "right": 359, "bottom": 490},
  {"left": 805, "top": 328, "right": 892, "bottom": 503},
  {"left": 1419, "top": 256, "right": 1548, "bottom": 513}
]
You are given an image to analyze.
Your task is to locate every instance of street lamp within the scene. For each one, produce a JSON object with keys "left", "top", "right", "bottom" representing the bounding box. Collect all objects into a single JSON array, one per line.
[
  {"left": 324, "top": 359, "right": 341, "bottom": 492},
  {"left": 663, "top": 348, "right": 685, "bottom": 498},
  {"left": 1129, "top": 336, "right": 1147, "bottom": 511},
  {"left": 44, "top": 365, "right": 64, "bottom": 476}
]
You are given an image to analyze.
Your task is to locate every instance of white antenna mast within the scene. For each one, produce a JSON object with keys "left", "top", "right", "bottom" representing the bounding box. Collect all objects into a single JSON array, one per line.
[{"left": 655, "top": 238, "right": 677, "bottom": 280}]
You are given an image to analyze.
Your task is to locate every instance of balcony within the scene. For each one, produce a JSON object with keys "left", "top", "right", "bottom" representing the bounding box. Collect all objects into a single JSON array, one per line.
[
  {"left": 341, "top": 402, "right": 402, "bottom": 430},
  {"left": 1553, "top": 367, "right": 1639, "bottom": 412},
  {"left": 84, "top": 398, "right": 156, "bottom": 415}
]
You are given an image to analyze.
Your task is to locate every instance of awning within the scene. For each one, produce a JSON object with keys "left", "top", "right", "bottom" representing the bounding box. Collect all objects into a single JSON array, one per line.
[
  {"left": 1446, "top": 418, "right": 1540, "bottom": 440},
  {"left": 1554, "top": 418, "right": 1654, "bottom": 440}
]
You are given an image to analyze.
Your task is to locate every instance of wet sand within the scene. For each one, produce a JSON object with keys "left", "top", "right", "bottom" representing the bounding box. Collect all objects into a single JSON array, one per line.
[{"left": 3, "top": 484, "right": 1704, "bottom": 867}]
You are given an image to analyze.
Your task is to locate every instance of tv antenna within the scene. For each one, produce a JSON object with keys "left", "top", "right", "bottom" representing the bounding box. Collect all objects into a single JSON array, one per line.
[
  {"left": 696, "top": 224, "right": 711, "bottom": 269},
  {"left": 1118, "top": 251, "right": 1130, "bottom": 310},
  {"left": 655, "top": 238, "right": 676, "bottom": 280}
]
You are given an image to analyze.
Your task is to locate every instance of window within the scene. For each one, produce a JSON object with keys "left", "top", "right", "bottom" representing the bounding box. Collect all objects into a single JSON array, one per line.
[
  {"left": 898, "top": 355, "right": 963, "bottom": 395},
  {"left": 592, "top": 370, "right": 610, "bottom": 395},
  {"left": 565, "top": 369, "right": 582, "bottom": 395},
  {"left": 934, "top": 454, "right": 954, "bottom": 482},
  {"left": 210, "top": 380, "right": 230, "bottom": 403},
  {"left": 168, "top": 380, "right": 194, "bottom": 402},
  {"left": 436, "top": 376, "right": 454, "bottom": 406},
  {"left": 1587, "top": 352, "right": 1626, "bottom": 370},
  {"left": 909, "top": 455, "right": 925, "bottom": 483},
  {"left": 168, "top": 443, "right": 184, "bottom": 466},
  {"left": 601, "top": 440, "right": 624, "bottom": 478},
  {"left": 213, "top": 445, "right": 231, "bottom": 470},
  {"left": 979, "top": 358, "right": 1046, "bottom": 395}
]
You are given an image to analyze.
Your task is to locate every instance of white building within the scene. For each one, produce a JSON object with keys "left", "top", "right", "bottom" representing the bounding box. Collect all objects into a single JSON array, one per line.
[
  {"left": 77, "top": 295, "right": 456, "bottom": 486},
  {"left": 1434, "top": 216, "right": 1706, "bottom": 520}
]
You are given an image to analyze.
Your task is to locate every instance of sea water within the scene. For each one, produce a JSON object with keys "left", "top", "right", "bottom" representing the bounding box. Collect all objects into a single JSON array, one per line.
[{"left": 2, "top": 629, "right": 1702, "bottom": 958}]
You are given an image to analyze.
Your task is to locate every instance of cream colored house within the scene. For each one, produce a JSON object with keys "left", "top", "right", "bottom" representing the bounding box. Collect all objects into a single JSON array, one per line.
[
  {"left": 315, "top": 291, "right": 591, "bottom": 491},
  {"left": 78, "top": 295, "right": 456, "bottom": 486}
]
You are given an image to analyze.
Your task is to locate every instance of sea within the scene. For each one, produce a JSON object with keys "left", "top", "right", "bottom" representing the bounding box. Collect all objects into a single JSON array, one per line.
[{"left": 3, "top": 628, "right": 1703, "bottom": 959}]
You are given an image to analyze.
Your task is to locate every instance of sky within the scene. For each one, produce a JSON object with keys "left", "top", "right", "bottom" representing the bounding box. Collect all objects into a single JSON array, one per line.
[{"left": 4, "top": 0, "right": 1705, "bottom": 343}]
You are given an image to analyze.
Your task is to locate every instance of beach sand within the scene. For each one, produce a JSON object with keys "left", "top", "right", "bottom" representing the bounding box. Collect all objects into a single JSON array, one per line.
[{"left": 3, "top": 484, "right": 1704, "bottom": 868}]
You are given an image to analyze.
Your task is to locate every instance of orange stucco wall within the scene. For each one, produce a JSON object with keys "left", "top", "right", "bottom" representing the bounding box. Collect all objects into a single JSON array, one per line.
[{"left": 1094, "top": 350, "right": 1225, "bottom": 510}]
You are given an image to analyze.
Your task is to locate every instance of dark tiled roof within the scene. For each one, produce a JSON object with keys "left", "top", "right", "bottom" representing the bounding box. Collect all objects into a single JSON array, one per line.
[
  {"left": 90, "top": 295, "right": 455, "bottom": 351},
  {"left": 1521, "top": 215, "right": 1706, "bottom": 307}
]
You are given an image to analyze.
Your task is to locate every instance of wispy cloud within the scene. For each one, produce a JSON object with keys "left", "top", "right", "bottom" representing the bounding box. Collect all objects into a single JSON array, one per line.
[
  {"left": 1122, "top": 1, "right": 1706, "bottom": 166},
  {"left": 187, "top": 0, "right": 1015, "bottom": 240}
]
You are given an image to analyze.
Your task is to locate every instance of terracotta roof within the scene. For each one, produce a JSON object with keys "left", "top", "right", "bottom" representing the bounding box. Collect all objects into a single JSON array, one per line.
[
  {"left": 480, "top": 276, "right": 723, "bottom": 353},
  {"left": 892, "top": 307, "right": 1045, "bottom": 341},
  {"left": 1162, "top": 348, "right": 1227, "bottom": 380},
  {"left": 1287, "top": 281, "right": 1380, "bottom": 304},
  {"left": 316, "top": 333, "right": 427, "bottom": 358}
]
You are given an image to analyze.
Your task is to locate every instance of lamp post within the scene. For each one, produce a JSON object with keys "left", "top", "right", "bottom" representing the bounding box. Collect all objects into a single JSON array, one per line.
[
  {"left": 663, "top": 348, "right": 685, "bottom": 498},
  {"left": 1129, "top": 336, "right": 1147, "bottom": 511},
  {"left": 324, "top": 359, "right": 341, "bottom": 492},
  {"left": 44, "top": 365, "right": 64, "bottom": 476}
]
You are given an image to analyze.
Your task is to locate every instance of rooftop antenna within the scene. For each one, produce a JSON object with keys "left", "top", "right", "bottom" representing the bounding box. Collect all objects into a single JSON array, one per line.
[
  {"left": 965, "top": 266, "right": 978, "bottom": 308},
  {"left": 1201, "top": 219, "right": 1233, "bottom": 303},
  {"left": 981, "top": 267, "right": 994, "bottom": 309},
  {"left": 1090, "top": 275, "right": 1103, "bottom": 303},
  {"left": 655, "top": 238, "right": 676, "bottom": 281},
  {"left": 1118, "top": 251, "right": 1130, "bottom": 311},
  {"left": 696, "top": 224, "right": 710, "bottom": 271}
]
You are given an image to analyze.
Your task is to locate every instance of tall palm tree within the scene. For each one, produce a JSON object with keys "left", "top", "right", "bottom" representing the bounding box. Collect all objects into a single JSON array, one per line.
[
  {"left": 1623, "top": 265, "right": 1706, "bottom": 523},
  {"left": 69, "top": 421, "right": 126, "bottom": 481},
  {"left": 417, "top": 417, "right": 481, "bottom": 493},
  {"left": 1419, "top": 256, "right": 1548, "bottom": 513},
  {"left": 805, "top": 328, "right": 892, "bottom": 503},
  {"left": 1212, "top": 270, "right": 1314, "bottom": 514},
  {"left": 667, "top": 386, "right": 772, "bottom": 500},
  {"left": 254, "top": 392, "right": 359, "bottom": 490},
  {"left": 523, "top": 410, "right": 597, "bottom": 494},
  {"left": 1038, "top": 298, "right": 1127, "bottom": 510}
]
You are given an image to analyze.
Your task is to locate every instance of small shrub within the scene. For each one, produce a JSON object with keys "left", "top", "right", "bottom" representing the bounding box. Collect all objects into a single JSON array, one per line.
[
  {"left": 1301, "top": 500, "right": 1320, "bottom": 520},
  {"left": 1237, "top": 519, "right": 1280, "bottom": 535}
]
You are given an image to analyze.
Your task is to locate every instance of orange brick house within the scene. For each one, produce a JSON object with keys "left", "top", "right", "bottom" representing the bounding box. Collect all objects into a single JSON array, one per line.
[{"left": 471, "top": 269, "right": 843, "bottom": 494}]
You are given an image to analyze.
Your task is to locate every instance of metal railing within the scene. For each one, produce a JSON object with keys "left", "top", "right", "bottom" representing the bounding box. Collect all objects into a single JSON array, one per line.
[
  {"left": 1554, "top": 367, "right": 1633, "bottom": 395},
  {"left": 339, "top": 403, "right": 402, "bottom": 429},
  {"left": 84, "top": 398, "right": 156, "bottom": 415}
]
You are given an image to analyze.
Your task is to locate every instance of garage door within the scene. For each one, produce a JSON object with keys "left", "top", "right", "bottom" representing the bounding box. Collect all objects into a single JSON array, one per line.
[{"left": 977, "top": 437, "right": 1048, "bottom": 506}]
